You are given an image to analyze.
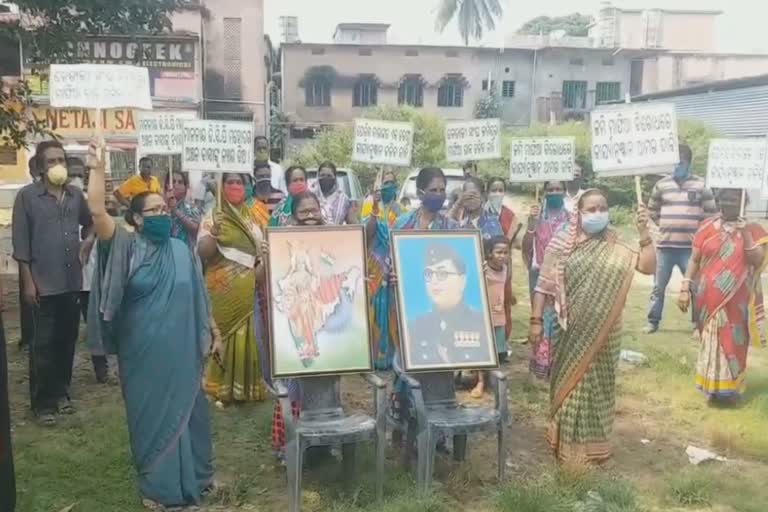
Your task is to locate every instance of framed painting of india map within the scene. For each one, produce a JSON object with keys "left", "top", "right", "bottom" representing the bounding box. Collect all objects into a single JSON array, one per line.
[{"left": 265, "top": 225, "right": 372, "bottom": 378}]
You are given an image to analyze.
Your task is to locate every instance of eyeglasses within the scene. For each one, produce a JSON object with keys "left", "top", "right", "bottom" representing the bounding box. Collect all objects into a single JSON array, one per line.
[{"left": 424, "top": 269, "right": 460, "bottom": 282}]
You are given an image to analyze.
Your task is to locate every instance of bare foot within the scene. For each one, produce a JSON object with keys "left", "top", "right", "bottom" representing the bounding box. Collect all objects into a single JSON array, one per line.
[
  {"left": 470, "top": 384, "right": 484, "bottom": 399},
  {"left": 142, "top": 498, "right": 165, "bottom": 511}
]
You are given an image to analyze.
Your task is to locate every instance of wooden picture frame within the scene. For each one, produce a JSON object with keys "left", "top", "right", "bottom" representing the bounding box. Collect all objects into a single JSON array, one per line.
[
  {"left": 391, "top": 229, "right": 499, "bottom": 372},
  {"left": 265, "top": 225, "right": 373, "bottom": 378}
]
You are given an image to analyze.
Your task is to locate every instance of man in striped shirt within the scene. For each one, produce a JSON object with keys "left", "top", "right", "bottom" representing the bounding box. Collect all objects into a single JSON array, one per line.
[
  {"left": 253, "top": 161, "right": 285, "bottom": 216},
  {"left": 644, "top": 144, "right": 717, "bottom": 334}
]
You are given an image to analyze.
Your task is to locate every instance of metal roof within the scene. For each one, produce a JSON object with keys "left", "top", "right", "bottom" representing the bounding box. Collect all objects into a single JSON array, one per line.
[{"left": 632, "top": 74, "right": 768, "bottom": 101}]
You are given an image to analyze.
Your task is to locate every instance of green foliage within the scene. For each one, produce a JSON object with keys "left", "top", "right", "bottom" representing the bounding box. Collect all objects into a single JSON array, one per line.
[
  {"left": 667, "top": 471, "right": 713, "bottom": 507},
  {"left": 517, "top": 13, "right": 593, "bottom": 37},
  {"left": 434, "top": 0, "right": 504, "bottom": 46},
  {"left": 0, "top": 0, "right": 181, "bottom": 148},
  {"left": 474, "top": 91, "right": 501, "bottom": 119},
  {"left": 609, "top": 206, "right": 634, "bottom": 227},
  {"left": 290, "top": 106, "right": 447, "bottom": 191}
]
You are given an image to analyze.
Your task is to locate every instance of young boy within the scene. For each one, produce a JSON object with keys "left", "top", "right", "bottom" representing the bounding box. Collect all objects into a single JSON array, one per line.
[{"left": 471, "top": 236, "right": 515, "bottom": 398}]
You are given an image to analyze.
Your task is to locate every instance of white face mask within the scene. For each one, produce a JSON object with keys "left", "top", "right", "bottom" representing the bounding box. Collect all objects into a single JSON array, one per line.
[
  {"left": 487, "top": 192, "right": 504, "bottom": 212},
  {"left": 69, "top": 177, "right": 84, "bottom": 190}
]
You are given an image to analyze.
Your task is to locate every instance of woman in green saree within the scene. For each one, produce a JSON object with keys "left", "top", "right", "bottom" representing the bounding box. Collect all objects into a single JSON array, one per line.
[
  {"left": 198, "top": 173, "right": 267, "bottom": 405},
  {"left": 269, "top": 165, "right": 308, "bottom": 227},
  {"left": 529, "top": 190, "right": 656, "bottom": 464}
]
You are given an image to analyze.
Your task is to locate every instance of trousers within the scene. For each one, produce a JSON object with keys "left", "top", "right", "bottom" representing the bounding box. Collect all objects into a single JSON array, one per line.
[
  {"left": 647, "top": 247, "right": 695, "bottom": 327},
  {"left": 28, "top": 293, "right": 81, "bottom": 413},
  {"left": 1, "top": 314, "right": 16, "bottom": 511}
]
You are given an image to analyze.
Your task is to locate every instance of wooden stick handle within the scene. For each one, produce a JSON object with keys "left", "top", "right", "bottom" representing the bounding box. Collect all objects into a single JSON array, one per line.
[
  {"left": 635, "top": 176, "right": 643, "bottom": 204},
  {"left": 740, "top": 189, "right": 747, "bottom": 217}
]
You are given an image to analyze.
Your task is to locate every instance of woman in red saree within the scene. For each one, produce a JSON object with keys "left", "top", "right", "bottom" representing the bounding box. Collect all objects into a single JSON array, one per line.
[{"left": 679, "top": 188, "right": 768, "bottom": 402}]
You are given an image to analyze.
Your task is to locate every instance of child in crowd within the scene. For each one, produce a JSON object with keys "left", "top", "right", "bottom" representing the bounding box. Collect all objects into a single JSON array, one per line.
[{"left": 471, "top": 236, "right": 515, "bottom": 398}]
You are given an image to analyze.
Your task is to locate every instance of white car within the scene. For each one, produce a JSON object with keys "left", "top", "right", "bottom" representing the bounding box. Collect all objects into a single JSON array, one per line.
[{"left": 398, "top": 168, "right": 466, "bottom": 210}]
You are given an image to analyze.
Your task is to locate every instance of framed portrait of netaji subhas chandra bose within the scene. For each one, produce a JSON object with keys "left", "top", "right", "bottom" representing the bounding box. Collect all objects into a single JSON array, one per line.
[
  {"left": 391, "top": 230, "right": 498, "bottom": 372},
  {"left": 266, "top": 225, "right": 372, "bottom": 378}
]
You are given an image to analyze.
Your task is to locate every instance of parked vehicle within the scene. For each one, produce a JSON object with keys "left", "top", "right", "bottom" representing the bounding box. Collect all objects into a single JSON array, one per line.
[
  {"left": 398, "top": 168, "right": 465, "bottom": 210},
  {"left": 306, "top": 167, "right": 365, "bottom": 202}
]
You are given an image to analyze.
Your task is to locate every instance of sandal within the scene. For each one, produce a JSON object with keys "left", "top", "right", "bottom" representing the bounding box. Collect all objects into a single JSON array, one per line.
[
  {"left": 59, "top": 399, "right": 76, "bottom": 415},
  {"left": 142, "top": 498, "right": 165, "bottom": 511},
  {"left": 35, "top": 410, "right": 57, "bottom": 427}
]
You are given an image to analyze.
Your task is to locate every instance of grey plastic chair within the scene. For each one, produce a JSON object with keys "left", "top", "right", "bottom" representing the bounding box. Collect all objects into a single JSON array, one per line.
[
  {"left": 273, "top": 374, "right": 387, "bottom": 512},
  {"left": 391, "top": 370, "right": 508, "bottom": 493}
]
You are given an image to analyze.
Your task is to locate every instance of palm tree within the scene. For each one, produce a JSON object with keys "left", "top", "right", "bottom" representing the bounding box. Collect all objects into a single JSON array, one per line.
[{"left": 435, "top": 0, "right": 504, "bottom": 46}]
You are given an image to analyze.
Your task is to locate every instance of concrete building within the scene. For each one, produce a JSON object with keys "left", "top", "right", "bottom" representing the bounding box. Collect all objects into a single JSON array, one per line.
[{"left": 281, "top": 24, "right": 650, "bottom": 150}]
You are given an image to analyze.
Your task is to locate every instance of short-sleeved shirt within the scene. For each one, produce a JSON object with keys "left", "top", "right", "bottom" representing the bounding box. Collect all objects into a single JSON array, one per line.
[
  {"left": 647, "top": 175, "right": 717, "bottom": 249},
  {"left": 117, "top": 175, "right": 161, "bottom": 199},
  {"left": 12, "top": 182, "right": 93, "bottom": 296}
]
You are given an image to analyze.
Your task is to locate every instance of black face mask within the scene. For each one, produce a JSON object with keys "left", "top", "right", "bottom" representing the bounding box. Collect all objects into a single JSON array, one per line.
[
  {"left": 319, "top": 177, "right": 336, "bottom": 194},
  {"left": 254, "top": 178, "right": 271, "bottom": 195}
]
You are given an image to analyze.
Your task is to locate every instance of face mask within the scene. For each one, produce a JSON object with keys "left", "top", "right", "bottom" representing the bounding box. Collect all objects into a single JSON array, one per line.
[
  {"left": 463, "top": 193, "right": 482, "bottom": 212},
  {"left": 255, "top": 177, "right": 272, "bottom": 195},
  {"left": 288, "top": 182, "right": 307, "bottom": 196},
  {"left": 421, "top": 191, "right": 446, "bottom": 212},
  {"left": 545, "top": 193, "right": 564, "bottom": 210},
  {"left": 381, "top": 182, "right": 397, "bottom": 203},
  {"left": 487, "top": 192, "right": 504, "bottom": 213},
  {"left": 255, "top": 149, "right": 269, "bottom": 161},
  {"left": 47, "top": 164, "right": 68, "bottom": 186},
  {"left": 297, "top": 217, "right": 322, "bottom": 226},
  {"left": 224, "top": 182, "right": 246, "bottom": 204},
  {"left": 319, "top": 177, "right": 336, "bottom": 194},
  {"left": 581, "top": 212, "right": 610, "bottom": 235},
  {"left": 142, "top": 214, "right": 172, "bottom": 244},
  {"left": 673, "top": 162, "right": 690, "bottom": 179},
  {"left": 69, "top": 177, "right": 84, "bottom": 190}
]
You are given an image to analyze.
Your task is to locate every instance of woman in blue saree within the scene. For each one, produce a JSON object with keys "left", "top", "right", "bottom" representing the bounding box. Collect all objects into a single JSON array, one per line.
[{"left": 85, "top": 141, "right": 218, "bottom": 509}]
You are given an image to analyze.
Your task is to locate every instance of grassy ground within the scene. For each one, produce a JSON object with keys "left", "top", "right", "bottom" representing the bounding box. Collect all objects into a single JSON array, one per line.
[{"left": 6, "top": 219, "right": 768, "bottom": 511}]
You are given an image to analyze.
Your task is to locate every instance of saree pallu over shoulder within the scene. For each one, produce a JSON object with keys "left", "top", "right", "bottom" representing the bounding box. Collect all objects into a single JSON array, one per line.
[
  {"left": 87, "top": 227, "right": 213, "bottom": 505},
  {"left": 540, "top": 235, "right": 637, "bottom": 464}
]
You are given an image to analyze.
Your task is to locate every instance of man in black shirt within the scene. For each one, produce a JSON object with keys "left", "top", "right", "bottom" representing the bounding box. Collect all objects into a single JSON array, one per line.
[{"left": 12, "top": 140, "right": 93, "bottom": 426}]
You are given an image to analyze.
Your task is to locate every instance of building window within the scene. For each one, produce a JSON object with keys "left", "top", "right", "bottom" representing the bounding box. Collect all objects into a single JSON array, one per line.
[
  {"left": 358, "top": 48, "right": 373, "bottom": 56},
  {"left": 311, "top": 47, "right": 326, "bottom": 55},
  {"left": 405, "top": 49, "right": 419, "bottom": 57},
  {"left": 222, "top": 17, "right": 242, "bottom": 98},
  {"left": 438, "top": 77, "right": 464, "bottom": 107},
  {"left": 353, "top": 77, "right": 378, "bottom": 107},
  {"left": 481, "top": 79, "right": 496, "bottom": 92},
  {"left": 0, "top": 147, "right": 17, "bottom": 166},
  {"left": 596, "top": 81, "right": 621, "bottom": 104},
  {"left": 569, "top": 57, "right": 584, "bottom": 66},
  {"left": 305, "top": 78, "right": 331, "bottom": 107},
  {"left": 562, "top": 80, "right": 588, "bottom": 109},
  {"left": 398, "top": 76, "right": 423, "bottom": 107},
  {"left": 602, "top": 56, "right": 614, "bottom": 66},
  {"left": 502, "top": 80, "right": 515, "bottom": 98}
]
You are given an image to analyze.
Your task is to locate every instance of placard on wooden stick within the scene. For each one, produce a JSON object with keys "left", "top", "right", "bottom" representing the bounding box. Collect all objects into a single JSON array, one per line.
[
  {"left": 508, "top": 137, "right": 575, "bottom": 183},
  {"left": 181, "top": 120, "right": 254, "bottom": 174},
  {"left": 352, "top": 118, "right": 414, "bottom": 167},
  {"left": 49, "top": 64, "right": 152, "bottom": 110},
  {"left": 445, "top": 119, "right": 501, "bottom": 162}
]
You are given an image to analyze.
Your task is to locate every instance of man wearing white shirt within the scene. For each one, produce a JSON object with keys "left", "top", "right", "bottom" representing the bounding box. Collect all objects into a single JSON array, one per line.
[
  {"left": 564, "top": 162, "right": 585, "bottom": 214},
  {"left": 254, "top": 135, "right": 285, "bottom": 192}
]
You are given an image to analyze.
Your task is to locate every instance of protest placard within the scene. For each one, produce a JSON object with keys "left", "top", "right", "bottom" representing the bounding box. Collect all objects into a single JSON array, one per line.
[
  {"left": 49, "top": 64, "right": 152, "bottom": 110},
  {"left": 352, "top": 119, "right": 414, "bottom": 167},
  {"left": 706, "top": 138, "right": 767, "bottom": 190},
  {"left": 182, "top": 120, "right": 254, "bottom": 173},
  {"left": 591, "top": 103, "right": 679, "bottom": 176},
  {"left": 508, "top": 137, "right": 575, "bottom": 183},
  {"left": 138, "top": 111, "right": 198, "bottom": 156},
  {"left": 445, "top": 119, "right": 501, "bottom": 162}
]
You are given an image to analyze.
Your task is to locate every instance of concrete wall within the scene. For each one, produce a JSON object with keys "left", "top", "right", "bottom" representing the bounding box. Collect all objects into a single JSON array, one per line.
[
  {"left": 642, "top": 54, "right": 768, "bottom": 93},
  {"left": 202, "top": 0, "right": 266, "bottom": 131},
  {"left": 612, "top": 11, "right": 717, "bottom": 51}
]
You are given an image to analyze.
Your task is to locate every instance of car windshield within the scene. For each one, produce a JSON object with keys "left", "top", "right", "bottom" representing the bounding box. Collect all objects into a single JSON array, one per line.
[
  {"left": 402, "top": 176, "right": 465, "bottom": 200},
  {"left": 307, "top": 171, "right": 350, "bottom": 197}
]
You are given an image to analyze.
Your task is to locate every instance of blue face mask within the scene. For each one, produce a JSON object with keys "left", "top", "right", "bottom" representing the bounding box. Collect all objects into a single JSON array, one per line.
[
  {"left": 421, "top": 191, "right": 446, "bottom": 212},
  {"left": 545, "top": 193, "right": 564, "bottom": 210},
  {"left": 673, "top": 162, "right": 690, "bottom": 179},
  {"left": 581, "top": 212, "right": 610, "bottom": 234},
  {"left": 381, "top": 182, "right": 398, "bottom": 203},
  {"left": 142, "top": 214, "right": 172, "bottom": 244}
]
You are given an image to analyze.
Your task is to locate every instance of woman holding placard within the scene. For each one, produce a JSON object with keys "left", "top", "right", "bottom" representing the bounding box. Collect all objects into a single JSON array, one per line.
[
  {"left": 270, "top": 165, "right": 309, "bottom": 227},
  {"left": 450, "top": 177, "right": 503, "bottom": 241},
  {"left": 677, "top": 188, "right": 768, "bottom": 403},
  {"left": 164, "top": 171, "right": 201, "bottom": 250},
  {"left": 523, "top": 181, "right": 570, "bottom": 380},
  {"left": 85, "top": 141, "right": 217, "bottom": 508},
  {"left": 486, "top": 177, "right": 522, "bottom": 245},
  {"left": 198, "top": 173, "right": 268, "bottom": 405},
  {"left": 530, "top": 189, "right": 655, "bottom": 464}
]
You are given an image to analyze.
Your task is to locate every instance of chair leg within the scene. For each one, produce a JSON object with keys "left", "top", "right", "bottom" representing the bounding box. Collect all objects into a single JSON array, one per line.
[
  {"left": 375, "top": 430, "right": 385, "bottom": 502},
  {"left": 341, "top": 443, "right": 357, "bottom": 488},
  {"left": 497, "top": 426, "right": 506, "bottom": 483},
  {"left": 287, "top": 440, "right": 304, "bottom": 512},
  {"left": 453, "top": 434, "right": 467, "bottom": 462}
]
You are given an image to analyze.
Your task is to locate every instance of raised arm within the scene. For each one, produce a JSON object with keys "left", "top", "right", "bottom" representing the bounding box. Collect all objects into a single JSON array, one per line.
[{"left": 86, "top": 141, "right": 116, "bottom": 241}]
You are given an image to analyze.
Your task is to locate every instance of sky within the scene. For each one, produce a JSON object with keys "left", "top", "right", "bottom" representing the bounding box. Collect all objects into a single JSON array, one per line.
[{"left": 265, "top": 0, "right": 768, "bottom": 53}]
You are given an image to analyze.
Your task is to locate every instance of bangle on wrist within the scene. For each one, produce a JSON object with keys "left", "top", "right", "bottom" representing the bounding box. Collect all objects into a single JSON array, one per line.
[{"left": 530, "top": 316, "right": 543, "bottom": 325}]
